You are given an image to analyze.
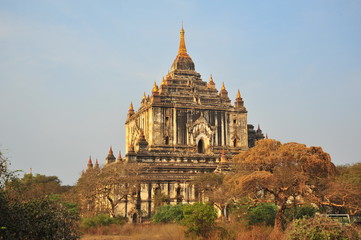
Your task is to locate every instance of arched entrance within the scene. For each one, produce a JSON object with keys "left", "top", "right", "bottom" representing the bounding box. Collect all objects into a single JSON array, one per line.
[{"left": 198, "top": 139, "right": 204, "bottom": 153}]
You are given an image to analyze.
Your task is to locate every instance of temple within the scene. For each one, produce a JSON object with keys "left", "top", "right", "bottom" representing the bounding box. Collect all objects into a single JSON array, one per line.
[{"left": 85, "top": 27, "right": 264, "bottom": 222}]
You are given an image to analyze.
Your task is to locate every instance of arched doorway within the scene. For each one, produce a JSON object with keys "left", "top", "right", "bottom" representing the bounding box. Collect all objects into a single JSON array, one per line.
[
  {"left": 132, "top": 213, "right": 138, "bottom": 223},
  {"left": 233, "top": 138, "right": 237, "bottom": 147},
  {"left": 176, "top": 186, "right": 183, "bottom": 203},
  {"left": 198, "top": 139, "right": 204, "bottom": 153}
]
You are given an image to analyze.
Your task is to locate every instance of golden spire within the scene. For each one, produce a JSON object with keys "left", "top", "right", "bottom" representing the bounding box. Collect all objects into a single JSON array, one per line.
[
  {"left": 210, "top": 74, "right": 214, "bottom": 83},
  {"left": 221, "top": 82, "right": 226, "bottom": 90},
  {"left": 161, "top": 77, "right": 166, "bottom": 85},
  {"left": 152, "top": 82, "right": 159, "bottom": 92},
  {"left": 129, "top": 102, "right": 134, "bottom": 111},
  {"left": 178, "top": 27, "right": 189, "bottom": 57},
  {"left": 236, "top": 89, "right": 241, "bottom": 98},
  {"left": 142, "top": 92, "right": 146, "bottom": 100}
]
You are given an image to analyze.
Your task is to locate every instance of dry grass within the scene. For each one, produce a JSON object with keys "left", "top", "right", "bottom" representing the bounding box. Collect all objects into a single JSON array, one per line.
[
  {"left": 80, "top": 222, "right": 288, "bottom": 240},
  {"left": 80, "top": 224, "right": 186, "bottom": 240}
]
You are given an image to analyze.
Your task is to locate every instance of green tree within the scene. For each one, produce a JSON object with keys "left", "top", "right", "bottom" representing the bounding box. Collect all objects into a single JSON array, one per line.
[
  {"left": 6, "top": 173, "right": 69, "bottom": 202},
  {"left": 247, "top": 203, "right": 277, "bottom": 226},
  {"left": 0, "top": 195, "right": 79, "bottom": 240},
  {"left": 152, "top": 204, "right": 185, "bottom": 223},
  {"left": 181, "top": 203, "right": 217, "bottom": 238}
]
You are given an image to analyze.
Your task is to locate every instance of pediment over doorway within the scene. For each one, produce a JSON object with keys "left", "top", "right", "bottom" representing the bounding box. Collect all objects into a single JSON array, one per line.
[{"left": 188, "top": 115, "right": 215, "bottom": 153}]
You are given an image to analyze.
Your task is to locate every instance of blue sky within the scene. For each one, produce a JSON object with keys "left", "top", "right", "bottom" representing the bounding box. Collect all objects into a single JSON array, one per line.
[{"left": 0, "top": 0, "right": 360, "bottom": 185}]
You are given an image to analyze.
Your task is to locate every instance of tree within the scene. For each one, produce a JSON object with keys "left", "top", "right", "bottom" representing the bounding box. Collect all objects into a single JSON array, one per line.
[
  {"left": 286, "top": 215, "right": 360, "bottom": 240},
  {"left": 0, "top": 197, "right": 79, "bottom": 240},
  {"left": 0, "top": 152, "right": 79, "bottom": 240},
  {"left": 226, "top": 139, "right": 336, "bottom": 232},
  {"left": 76, "top": 161, "right": 141, "bottom": 217},
  {"left": 246, "top": 203, "right": 277, "bottom": 226},
  {"left": 152, "top": 204, "right": 185, "bottom": 223},
  {"left": 6, "top": 173, "right": 68, "bottom": 202},
  {"left": 0, "top": 152, "right": 16, "bottom": 189},
  {"left": 336, "top": 163, "right": 361, "bottom": 186},
  {"left": 181, "top": 203, "right": 217, "bottom": 238},
  {"left": 317, "top": 177, "right": 361, "bottom": 215},
  {"left": 192, "top": 173, "right": 232, "bottom": 220}
]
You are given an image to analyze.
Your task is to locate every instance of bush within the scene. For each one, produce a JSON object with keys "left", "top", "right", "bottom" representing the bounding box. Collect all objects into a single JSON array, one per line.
[
  {"left": 286, "top": 204, "right": 317, "bottom": 221},
  {"left": 152, "top": 204, "right": 185, "bottom": 223},
  {"left": 287, "top": 215, "right": 361, "bottom": 240},
  {"left": 152, "top": 203, "right": 217, "bottom": 238},
  {"left": 0, "top": 197, "right": 79, "bottom": 240},
  {"left": 247, "top": 203, "right": 277, "bottom": 226},
  {"left": 181, "top": 203, "right": 217, "bottom": 238},
  {"left": 80, "top": 214, "right": 126, "bottom": 229}
]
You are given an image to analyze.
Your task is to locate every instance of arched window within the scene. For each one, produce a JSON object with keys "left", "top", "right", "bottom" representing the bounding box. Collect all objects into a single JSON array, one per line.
[
  {"left": 233, "top": 139, "right": 237, "bottom": 147},
  {"left": 165, "top": 136, "right": 169, "bottom": 145},
  {"left": 198, "top": 139, "right": 204, "bottom": 153}
]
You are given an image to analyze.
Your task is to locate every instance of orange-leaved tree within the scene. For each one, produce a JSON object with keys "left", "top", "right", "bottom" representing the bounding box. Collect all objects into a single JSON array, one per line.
[
  {"left": 225, "top": 139, "right": 335, "bottom": 231},
  {"left": 77, "top": 161, "right": 141, "bottom": 217}
]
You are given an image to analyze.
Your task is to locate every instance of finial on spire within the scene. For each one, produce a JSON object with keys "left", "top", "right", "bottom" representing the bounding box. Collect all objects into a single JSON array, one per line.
[
  {"left": 207, "top": 74, "right": 216, "bottom": 89},
  {"left": 257, "top": 124, "right": 260, "bottom": 131},
  {"left": 117, "top": 151, "right": 122, "bottom": 162},
  {"left": 106, "top": 146, "right": 116, "bottom": 164},
  {"left": 94, "top": 158, "right": 100, "bottom": 169},
  {"left": 221, "top": 82, "right": 226, "bottom": 90},
  {"left": 152, "top": 82, "right": 159, "bottom": 92},
  {"left": 128, "top": 102, "right": 135, "bottom": 118},
  {"left": 87, "top": 156, "right": 93, "bottom": 169},
  {"left": 266, "top": 133, "right": 269, "bottom": 139},
  {"left": 178, "top": 26, "right": 189, "bottom": 57},
  {"left": 236, "top": 89, "right": 241, "bottom": 98}
]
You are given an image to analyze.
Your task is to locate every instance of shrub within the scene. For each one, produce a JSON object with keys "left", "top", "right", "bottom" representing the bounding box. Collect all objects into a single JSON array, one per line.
[
  {"left": 287, "top": 215, "right": 361, "bottom": 240},
  {"left": 0, "top": 197, "right": 79, "bottom": 240},
  {"left": 152, "top": 204, "right": 185, "bottom": 223},
  {"left": 286, "top": 204, "right": 317, "bottom": 221},
  {"left": 247, "top": 203, "right": 277, "bottom": 226},
  {"left": 80, "top": 214, "right": 126, "bottom": 229},
  {"left": 181, "top": 203, "right": 217, "bottom": 238}
]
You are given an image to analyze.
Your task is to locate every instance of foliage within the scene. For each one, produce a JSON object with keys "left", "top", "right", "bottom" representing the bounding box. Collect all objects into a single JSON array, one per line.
[
  {"left": 80, "top": 214, "right": 127, "bottom": 229},
  {"left": 192, "top": 173, "right": 232, "bottom": 219},
  {"left": 152, "top": 204, "right": 185, "bottom": 223},
  {"left": 318, "top": 163, "right": 361, "bottom": 215},
  {"left": 247, "top": 203, "right": 277, "bottom": 226},
  {"left": 0, "top": 152, "right": 79, "bottom": 240},
  {"left": 76, "top": 162, "right": 141, "bottom": 217},
  {"left": 285, "top": 204, "right": 317, "bottom": 222},
  {"left": 152, "top": 203, "right": 217, "bottom": 238},
  {"left": 153, "top": 190, "right": 170, "bottom": 208},
  {"left": 181, "top": 203, "right": 217, "bottom": 238},
  {"left": 287, "top": 215, "right": 361, "bottom": 240},
  {"left": 0, "top": 195, "right": 79, "bottom": 240},
  {"left": 336, "top": 163, "right": 361, "bottom": 186},
  {"left": 226, "top": 139, "right": 336, "bottom": 231},
  {"left": 6, "top": 173, "right": 69, "bottom": 202},
  {"left": 0, "top": 152, "right": 16, "bottom": 189}
]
